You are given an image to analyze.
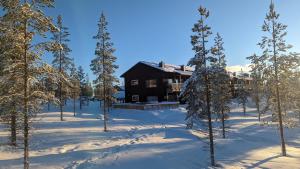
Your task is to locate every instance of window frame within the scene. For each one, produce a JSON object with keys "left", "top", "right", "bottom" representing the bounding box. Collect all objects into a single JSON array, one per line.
[
  {"left": 146, "top": 79, "right": 157, "bottom": 88},
  {"left": 131, "top": 79, "right": 139, "bottom": 86},
  {"left": 132, "top": 95, "right": 139, "bottom": 102}
]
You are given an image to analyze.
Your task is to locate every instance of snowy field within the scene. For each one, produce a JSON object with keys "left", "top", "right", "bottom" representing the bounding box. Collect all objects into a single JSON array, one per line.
[{"left": 0, "top": 101, "right": 300, "bottom": 169}]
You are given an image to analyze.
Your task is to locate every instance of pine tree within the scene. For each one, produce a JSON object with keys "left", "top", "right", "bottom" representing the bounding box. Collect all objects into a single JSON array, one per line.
[
  {"left": 258, "top": 0, "right": 300, "bottom": 156},
  {"left": 70, "top": 61, "right": 80, "bottom": 116},
  {"left": 77, "top": 66, "right": 86, "bottom": 109},
  {"left": 90, "top": 12, "right": 118, "bottom": 132},
  {"left": 180, "top": 6, "right": 216, "bottom": 166},
  {"left": 0, "top": 1, "right": 58, "bottom": 168},
  {"left": 236, "top": 69, "right": 248, "bottom": 116},
  {"left": 247, "top": 53, "right": 264, "bottom": 121},
  {"left": 211, "top": 33, "right": 231, "bottom": 138},
  {"left": 51, "top": 15, "right": 72, "bottom": 121},
  {"left": 0, "top": 11, "right": 20, "bottom": 147}
]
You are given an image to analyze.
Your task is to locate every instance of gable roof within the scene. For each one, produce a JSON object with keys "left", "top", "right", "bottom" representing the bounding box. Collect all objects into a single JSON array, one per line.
[{"left": 121, "top": 61, "right": 194, "bottom": 77}]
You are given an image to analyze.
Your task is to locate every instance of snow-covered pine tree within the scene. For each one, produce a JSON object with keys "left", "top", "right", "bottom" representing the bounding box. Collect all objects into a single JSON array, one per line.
[
  {"left": 258, "top": 0, "right": 300, "bottom": 156},
  {"left": 247, "top": 53, "right": 264, "bottom": 121},
  {"left": 211, "top": 33, "right": 231, "bottom": 138},
  {"left": 180, "top": 6, "right": 216, "bottom": 166},
  {"left": 51, "top": 15, "right": 72, "bottom": 121},
  {"left": 77, "top": 66, "right": 86, "bottom": 109},
  {"left": 236, "top": 69, "right": 248, "bottom": 116},
  {"left": 90, "top": 12, "right": 118, "bottom": 132},
  {"left": 70, "top": 61, "right": 80, "bottom": 116},
  {"left": 44, "top": 76, "right": 56, "bottom": 111},
  {"left": 0, "top": 11, "right": 20, "bottom": 147},
  {"left": 0, "top": 1, "right": 58, "bottom": 168}
]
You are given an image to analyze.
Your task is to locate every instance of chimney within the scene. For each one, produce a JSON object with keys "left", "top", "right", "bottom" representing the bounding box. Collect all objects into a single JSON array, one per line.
[
  {"left": 180, "top": 65, "right": 186, "bottom": 71},
  {"left": 159, "top": 61, "right": 165, "bottom": 68}
]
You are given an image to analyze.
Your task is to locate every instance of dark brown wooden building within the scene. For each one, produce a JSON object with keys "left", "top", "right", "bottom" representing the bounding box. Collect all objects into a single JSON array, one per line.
[
  {"left": 121, "top": 61, "right": 252, "bottom": 103},
  {"left": 121, "top": 61, "right": 193, "bottom": 103}
]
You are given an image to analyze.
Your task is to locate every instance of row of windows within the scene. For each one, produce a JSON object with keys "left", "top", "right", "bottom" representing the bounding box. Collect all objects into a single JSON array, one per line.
[{"left": 131, "top": 79, "right": 157, "bottom": 88}]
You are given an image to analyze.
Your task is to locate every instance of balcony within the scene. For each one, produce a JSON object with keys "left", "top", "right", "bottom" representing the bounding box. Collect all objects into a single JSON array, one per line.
[{"left": 167, "top": 83, "right": 183, "bottom": 93}]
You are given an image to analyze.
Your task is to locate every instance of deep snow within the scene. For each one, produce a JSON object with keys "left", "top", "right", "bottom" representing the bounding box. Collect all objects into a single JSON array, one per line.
[{"left": 0, "top": 101, "right": 299, "bottom": 169}]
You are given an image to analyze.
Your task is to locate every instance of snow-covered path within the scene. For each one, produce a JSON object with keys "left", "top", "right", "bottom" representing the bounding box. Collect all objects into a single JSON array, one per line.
[{"left": 0, "top": 101, "right": 299, "bottom": 169}]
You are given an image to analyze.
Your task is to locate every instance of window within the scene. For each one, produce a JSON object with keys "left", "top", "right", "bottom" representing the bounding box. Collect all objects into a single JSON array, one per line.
[
  {"left": 163, "top": 79, "right": 173, "bottom": 84},
  {"left": 146, "top": 79, "right": 157, "bottom": 88},
  {"left": 131, "top": 80, "right": 139, "bottom": 86},
  {"left": 132, "top": 95, "right": 139, "bottom": 102}
]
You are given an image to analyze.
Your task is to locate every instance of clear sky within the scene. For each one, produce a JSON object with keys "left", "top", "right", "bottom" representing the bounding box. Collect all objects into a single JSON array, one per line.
[{"left": 43, "top": 0, "right": 300, "bottom": 83}]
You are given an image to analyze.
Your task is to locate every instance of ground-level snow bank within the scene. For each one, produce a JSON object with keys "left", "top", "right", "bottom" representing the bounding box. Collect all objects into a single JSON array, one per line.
[{"left": 0, "top": 101, "right": 299, "bottom": 169}]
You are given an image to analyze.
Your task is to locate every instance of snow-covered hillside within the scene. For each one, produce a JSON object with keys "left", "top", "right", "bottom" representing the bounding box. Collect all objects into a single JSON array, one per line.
[{"left": 0, "top": 101, "right": 299, "bottom": 169}]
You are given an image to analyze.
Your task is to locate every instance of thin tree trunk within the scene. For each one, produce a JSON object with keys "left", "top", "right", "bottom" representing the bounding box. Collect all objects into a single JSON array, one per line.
[
  {"left": 103, "top": 90, "right": 107, "bottom": 132},
  {"left": 73, "top": 95, "right": 76, "bottom": 116},
  {"left": 272, "top": 18, "right": 286, "bottom": 156},
  {"left": 47, "top": 99, "right": 50, "bottom": 111},
  {"left": 206, "top": 75, "right": 215, "bottom": 166},
  {"left": 59, "top": 25, "right": 63, "bottom": 121},
  {"left": 257, "top": 100, "right": 261, "bottom": 121},
  {"left": 79, "top": 95, "right": 82, "bottom": 110},
  {"left": 59, "top": 82, "right": 63, "bottom": 121},
  {"left": 243, "top": 102, "right": 246, "bottom": 116},
  {"left": 201, "top": 18, "right": 215, "bottom": 166},
  {"left": 221, "top": 108, "right": 225, "bottom": 139},
  {"left": 10, "top": 110, "right": 17, "bottom": 146},
  {"left": 23, "top": 18, "right": 29, "bottom": 169}
]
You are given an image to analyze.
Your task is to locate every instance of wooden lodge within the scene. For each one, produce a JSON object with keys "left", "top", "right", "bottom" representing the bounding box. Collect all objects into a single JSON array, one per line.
[
  {"left": 121, "top": 61, "right": 252, "bottom": 103},
  {"left": 121, "top": 61, "right": 193, "bottom": 103}
]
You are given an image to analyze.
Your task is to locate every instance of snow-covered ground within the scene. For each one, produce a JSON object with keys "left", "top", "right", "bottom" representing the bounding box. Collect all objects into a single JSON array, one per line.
[{"left": 0, "top": 101, "right": 300, "bottom": 169}]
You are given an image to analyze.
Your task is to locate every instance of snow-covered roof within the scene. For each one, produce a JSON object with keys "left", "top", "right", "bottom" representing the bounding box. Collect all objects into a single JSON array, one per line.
[
  {"left": 139, "top": 61, "right": 194, "bottom": 76},
  {"left": 121, "top": 61, "right": 252, "bottom": 79},
  {"left": 141, "top": 61, "right": 194, "bottom": 72}
]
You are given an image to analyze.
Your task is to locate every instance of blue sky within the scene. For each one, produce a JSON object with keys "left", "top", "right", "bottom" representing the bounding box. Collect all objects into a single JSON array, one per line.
[{"left": 43, "top": 0, "right": 300, "bottom": 83}]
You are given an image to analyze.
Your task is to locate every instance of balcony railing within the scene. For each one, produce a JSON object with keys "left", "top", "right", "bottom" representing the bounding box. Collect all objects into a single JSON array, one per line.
[{"left": 167, "top": 83, "right": 183, "bottom": 92}]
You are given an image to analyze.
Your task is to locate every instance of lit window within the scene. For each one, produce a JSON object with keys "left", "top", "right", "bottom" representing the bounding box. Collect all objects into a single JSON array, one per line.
[
  {"left": 131, "top": 80, "right": 139, "bottom": 86},
  {"left": 146, "top": 79, "right": 157, "bottom": 88},
  {"left": 132, "top": 95, "right": 139, "bottom": 102}
]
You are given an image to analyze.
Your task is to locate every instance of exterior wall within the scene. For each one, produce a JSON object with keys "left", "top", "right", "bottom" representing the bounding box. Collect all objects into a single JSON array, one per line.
[{"left": 122, "top": 63, "right": 189, "bottom": 103}]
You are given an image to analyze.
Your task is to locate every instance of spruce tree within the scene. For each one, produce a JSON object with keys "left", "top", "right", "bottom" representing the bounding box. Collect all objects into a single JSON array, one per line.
[
  {"left": 258, "top": 0, "right": 300, "bottom": 156},
  {"left": 180, "top": 6, "right": 216, "bottom": 166},
  {"left": 211, "top": 33, "right": 231, "bottom": 138},
  {"left": 0, "top": 1, "right": 58, "bottom": 168},
  {"left": 90, "top": 12, "right": 118, "bottom": 132},
  {"left": 51, "top": 15, "right": 72, "bottom": 121}
]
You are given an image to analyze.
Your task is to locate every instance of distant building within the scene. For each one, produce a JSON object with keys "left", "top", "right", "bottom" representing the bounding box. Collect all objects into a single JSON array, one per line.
[
  {"left": 121, "top": 61, "right": 193, "bottom": 103},
  {"left": 121, "top": 61, "right": 252, "bottom": 103}
]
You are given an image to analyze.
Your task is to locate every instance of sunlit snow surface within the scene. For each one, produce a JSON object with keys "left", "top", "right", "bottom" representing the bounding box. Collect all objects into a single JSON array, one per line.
[{"left": 0, "top": 101, "right": 299, "bottom": 169}]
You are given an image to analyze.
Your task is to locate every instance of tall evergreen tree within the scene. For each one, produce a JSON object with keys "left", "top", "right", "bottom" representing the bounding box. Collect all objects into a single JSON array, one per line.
[
  {"left": 90, "top": 12, "right": 118, "bottom": 132},
  {"left": 236, "top": 69, "right": 248, "bottom": 116},
  {"left": 77, "top": 66, "right": 86, "bottom": 110},
  {"left": 69, "top": 61, "right": 80, "bottom": 116},
  {"left": 258, "top": 0, "right": 300, "bottom": 156},
  {"left": 0, "top": 1, "right": 58, "bottom": 168},
  {"left": 180, "top": 6, "right": 216, "bottom": 166},
  {"left": 247, "top": 53, "right": 264, "bottom": 121},
  {"left": 51, "top": 15, "right": 72, "bottom": 121},
  {"left": 211, "top": 33, "right": 231, "bottom": 138},
  {"left": 0, "top": 10, "right": 20, "bottom": 147}
]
